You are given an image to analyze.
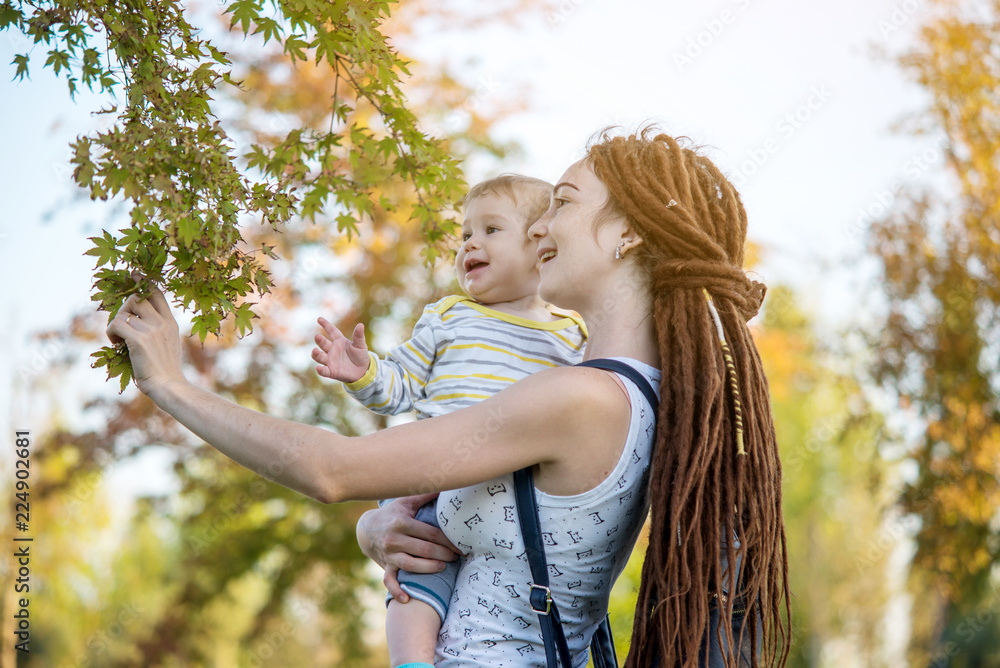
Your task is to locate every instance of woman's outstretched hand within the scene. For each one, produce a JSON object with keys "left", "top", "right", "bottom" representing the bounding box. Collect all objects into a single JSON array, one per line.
[
  {"left": 313, "top": 319, "right": 371, "bottom": 384},
  {"left": 356, "top": 493, "right": 463, "bottom": 602},
  {"left": 105, "top": 280, "right": 186, "bottom": 399}
]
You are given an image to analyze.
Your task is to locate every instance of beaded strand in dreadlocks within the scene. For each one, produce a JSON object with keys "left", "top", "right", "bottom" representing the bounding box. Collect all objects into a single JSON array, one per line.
[{"left": 587, "top": 129, "right": 791, "bottom": 668}]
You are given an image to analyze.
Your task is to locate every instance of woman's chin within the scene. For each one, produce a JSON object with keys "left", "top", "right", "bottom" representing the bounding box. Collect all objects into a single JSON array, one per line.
[{"left": 538, "top": 283, "right": 569, "bottom": 309}]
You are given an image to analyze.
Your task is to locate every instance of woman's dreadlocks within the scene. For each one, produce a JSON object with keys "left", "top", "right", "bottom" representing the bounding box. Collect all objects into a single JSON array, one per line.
[{"left": 587, "top": 129, "right": 791, "bottom": 668}]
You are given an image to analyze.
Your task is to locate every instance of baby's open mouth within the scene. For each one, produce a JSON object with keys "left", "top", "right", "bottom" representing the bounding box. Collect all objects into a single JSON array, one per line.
[{"left": 465, "top": 259, "right": 489, "bottom": 272}]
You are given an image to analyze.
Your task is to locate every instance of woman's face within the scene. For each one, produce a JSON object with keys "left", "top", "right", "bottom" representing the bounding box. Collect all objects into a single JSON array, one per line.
[{"left": 528, "top": 160, "right": 629, "bottom": 311}]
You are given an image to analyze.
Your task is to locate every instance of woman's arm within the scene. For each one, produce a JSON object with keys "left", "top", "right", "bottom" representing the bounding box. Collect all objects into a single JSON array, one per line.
[
  {"left": 109, "top": 286, "right": 630, "bottom": 503},
  {"left": 149, "top": 377, "right": 350, "bottom": 501}
]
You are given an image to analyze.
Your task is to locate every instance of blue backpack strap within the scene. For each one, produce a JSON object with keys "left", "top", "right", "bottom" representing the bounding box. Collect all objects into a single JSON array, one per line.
[{"left": 576, "top": 358, "right": 659, "bottom": 411}]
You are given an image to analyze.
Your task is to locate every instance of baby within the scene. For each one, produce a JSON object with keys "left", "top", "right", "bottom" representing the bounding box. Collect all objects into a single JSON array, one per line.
[{"left": 313, "top": 174, "right": 587, "bottom": 667}]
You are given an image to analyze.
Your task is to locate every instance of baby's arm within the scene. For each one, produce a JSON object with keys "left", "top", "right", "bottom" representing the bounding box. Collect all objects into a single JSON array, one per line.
[{"left": 314, "top": 308, "right": 439, "bottom": 415}]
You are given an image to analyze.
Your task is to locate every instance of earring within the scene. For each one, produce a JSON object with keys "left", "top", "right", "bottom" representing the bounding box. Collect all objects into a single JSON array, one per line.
[{"left": 616, "top": 238, "right": 632, "bottom": 260}]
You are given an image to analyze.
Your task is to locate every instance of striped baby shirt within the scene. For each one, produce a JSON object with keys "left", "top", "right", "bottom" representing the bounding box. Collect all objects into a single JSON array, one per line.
[{"left": 345, "top": 295, "right": 587, "bottom": 419}]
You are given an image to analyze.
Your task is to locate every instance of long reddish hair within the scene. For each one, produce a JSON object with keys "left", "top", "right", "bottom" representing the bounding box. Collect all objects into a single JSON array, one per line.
[{"left": 587, "top": 129, "right": 790, "bottom": 668}]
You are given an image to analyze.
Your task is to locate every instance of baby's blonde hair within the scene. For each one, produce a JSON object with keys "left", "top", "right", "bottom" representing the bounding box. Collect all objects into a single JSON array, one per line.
[{"left": 462, "top": 174, "right": 553, "bottom": 229}]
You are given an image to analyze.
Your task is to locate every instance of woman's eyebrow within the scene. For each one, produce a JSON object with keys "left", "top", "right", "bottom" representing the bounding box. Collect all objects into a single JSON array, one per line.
[{"left": 553, "top": 182, "right": 579, "bottom": 193}]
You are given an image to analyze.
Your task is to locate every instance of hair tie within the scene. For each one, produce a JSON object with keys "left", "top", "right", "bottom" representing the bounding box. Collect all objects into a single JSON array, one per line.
[
  {"left": 702, "top": 288, "right": 746, "bottom": 456},
  {"left": 651, "top": 261, "right": 765, "bottom": 322}
]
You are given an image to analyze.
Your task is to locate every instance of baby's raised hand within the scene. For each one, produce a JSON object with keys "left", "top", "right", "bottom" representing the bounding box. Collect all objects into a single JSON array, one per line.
[{"left": 313, "top": 319, "right": 371, "bottom": 384}]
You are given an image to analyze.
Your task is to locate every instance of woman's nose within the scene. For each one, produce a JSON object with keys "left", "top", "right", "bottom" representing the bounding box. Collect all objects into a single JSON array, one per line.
[{"left": 527, "top": 216, "right": 547, "bottom": 241}]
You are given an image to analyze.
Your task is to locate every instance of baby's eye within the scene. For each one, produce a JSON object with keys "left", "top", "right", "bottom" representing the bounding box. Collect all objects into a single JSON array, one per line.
[
  {"left": 462, "top": 232, "right": 472, "bottom": 241},
  {"left": 486, "top": 226, "right": 499, "bottom": 234}
]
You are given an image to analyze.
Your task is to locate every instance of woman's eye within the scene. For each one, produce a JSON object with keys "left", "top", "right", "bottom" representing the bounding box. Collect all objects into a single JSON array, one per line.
[{"left": 554, "top": 198, "right": 567, "bottom": 208}]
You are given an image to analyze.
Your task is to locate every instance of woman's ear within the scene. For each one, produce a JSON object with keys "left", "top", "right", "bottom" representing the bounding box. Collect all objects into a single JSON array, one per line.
[{"left": 619, "top": 232, "right": 643, "bottom": 255}]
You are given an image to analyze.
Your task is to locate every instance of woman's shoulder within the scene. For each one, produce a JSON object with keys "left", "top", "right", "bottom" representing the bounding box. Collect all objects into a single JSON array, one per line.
[{"left": 503, "top": 365, "right": 634, "bottom": 426}]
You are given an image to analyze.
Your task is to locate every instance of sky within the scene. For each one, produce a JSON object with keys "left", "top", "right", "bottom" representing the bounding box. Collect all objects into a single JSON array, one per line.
[{"left": 0, "top": 0, "right": 943, "bottom": 446}]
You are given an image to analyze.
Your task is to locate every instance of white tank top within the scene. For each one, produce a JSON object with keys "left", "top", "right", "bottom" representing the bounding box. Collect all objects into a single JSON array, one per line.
[{"left": 434, "top": 359, "right": 661, "bottom": 667}]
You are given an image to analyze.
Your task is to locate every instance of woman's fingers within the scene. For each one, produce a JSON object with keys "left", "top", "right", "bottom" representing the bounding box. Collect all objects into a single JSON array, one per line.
[
  {"left": 126, "top": 294, "right": 159, "bottom": 321},
  {"left": 398, "top": 532, "right": 459, "bottom": 563},
  {"left": 397, "top": 516, "right": 461, "bottom": 558},
  {"left": 111, "top": 297, "right": 161, "bottom": 343},
  {"left": 144, "top": 285, "right": 173, "bottom": 317},
  {"left": 383, "top": 566, "right": 407, "bottom": 602},
  {"left": 396, "top": 491, "right": 440, "bottom": 511},
  {"left": 356, "top": 498, "right": 461, "bottom": 575},
  {"left": 424, "top": 525, "right": 463, "bottom": 558},
  {"left": 105, "top": 315, "right": 129, "bottom": 345},
  {"left": 395, "top": 493, "right": 462, "bottom": 556},
  {"left": 120, "top": 284, "right": 177, "bottom": 332},
  {"left": 387, "top": 551, "right": 450, "bottom": 577},
  {"left": 103, "top": 284, "right": 185, "bottom": 396}
]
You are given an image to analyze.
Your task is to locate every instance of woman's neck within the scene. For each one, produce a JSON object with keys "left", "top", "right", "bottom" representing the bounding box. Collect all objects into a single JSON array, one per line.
[{"left": 580, "top": 284, "right": 659, "bottom": 368}]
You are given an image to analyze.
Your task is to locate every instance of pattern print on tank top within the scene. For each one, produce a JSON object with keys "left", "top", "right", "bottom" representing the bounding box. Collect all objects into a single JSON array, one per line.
[{"left": 434, "top": 359, "right": 660, "bottom": 668}]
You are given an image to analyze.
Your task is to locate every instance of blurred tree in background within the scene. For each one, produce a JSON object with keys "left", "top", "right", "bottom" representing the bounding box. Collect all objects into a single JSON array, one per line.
[
  {"left": 866, "top": 0, "right": 1000, "bottom": 663},
  {"left": 13, "top": 0, "right": 1000, "bottom": 665},
  {"left": 0, "top": 1, "right": 525, "bottom": 665},
  {"left": 2, "top": 0, "right": 467, "bottom": 384}
]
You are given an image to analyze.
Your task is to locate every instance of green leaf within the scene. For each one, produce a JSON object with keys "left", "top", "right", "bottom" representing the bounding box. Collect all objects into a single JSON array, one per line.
[
  {"left": 254, "top": 16, "right": 282, "bottom": 43},
  {"left": 11, "top": 53, "right": 28, "bottom": 81},
  {"left": 233, "top": 302, "right": 256, "bottom": 337},
  {"left": 191, "top": 316, "right": 209, "bottom": 342},
  {"left": 44, "top": 49, "right": 70, "bottom": 76},
  {"left": 283, "top": 35, "right": 309, "bottom": 62},
  {"left": 85, "top": 231, "right": 120, "bottom": 267},
  {"left": 118, "top": 363, "right": 132, "bottom": 393},
  {"left": 301, "top": 188, "right": 327, "bottom": 221},
  {"left": 227, "top": 0, "right": 262, "bottom": 35},
  {"left": 0, "top": 3, "right": 21, "bottom": 30}
]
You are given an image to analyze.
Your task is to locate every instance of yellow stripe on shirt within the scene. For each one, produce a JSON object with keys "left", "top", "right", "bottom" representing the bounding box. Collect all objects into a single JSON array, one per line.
[
  {"left": 431, "top": 392, "right": 492, "bottom": 402},
  {"left": 428, "top": 373, "right": 519, "bottom": 385},
  {"left": 369, "top": 375, "right": 395, "bottom": 409},
  {"left": 548, "top": 329, "right": 586, "bottom": 350},
  {"left": 405, "top": 341, "right": 433, "bottom": 367},
  {"left": 444, "top": 343, "right": 558, "bottom": 367}
]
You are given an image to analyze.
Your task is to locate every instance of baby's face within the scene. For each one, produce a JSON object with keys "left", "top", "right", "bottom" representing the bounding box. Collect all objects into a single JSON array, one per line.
[{"left": 455, "top": 193, "right": 541, "bottom": 305}]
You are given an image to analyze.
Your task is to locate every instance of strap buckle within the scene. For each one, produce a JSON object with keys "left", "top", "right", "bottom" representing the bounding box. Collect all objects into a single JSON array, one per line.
[{"left": 529, "top": 584, "right": 553, "bottom": 615}]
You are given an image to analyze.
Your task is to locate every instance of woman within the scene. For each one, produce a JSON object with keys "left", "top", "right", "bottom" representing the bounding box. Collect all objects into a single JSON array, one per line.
[{"left": 108, "top": 130, "right": 789, "bottom": 667}]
